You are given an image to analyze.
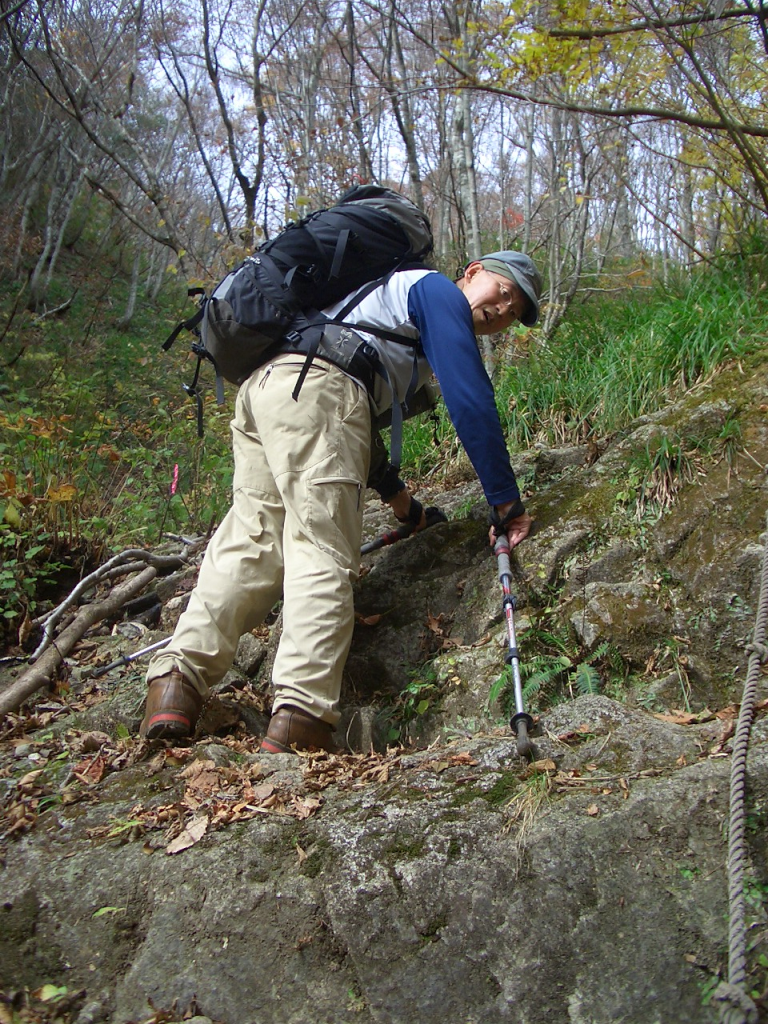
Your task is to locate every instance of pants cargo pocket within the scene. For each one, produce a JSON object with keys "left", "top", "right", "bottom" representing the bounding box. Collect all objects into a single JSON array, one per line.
[{"left": 307, "top": 475, "right": 364, "bottom": 569}]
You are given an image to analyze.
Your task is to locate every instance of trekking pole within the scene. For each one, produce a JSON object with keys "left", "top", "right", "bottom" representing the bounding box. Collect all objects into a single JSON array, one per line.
[
  {"left": 361, "top": 506, "right": 448, "bottom": 555},
  {"left": 88, "top": 637, "right": 171, "bottom": 678},
  {"left": 494, "top": 533, "right": 534, "bottom": 758}
]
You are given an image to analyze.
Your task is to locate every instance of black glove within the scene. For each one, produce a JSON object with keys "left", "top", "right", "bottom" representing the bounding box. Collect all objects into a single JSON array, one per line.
[
  {"left": 395, "top": 496, "right": 424, "bottom": 527},
  {"left": 425, "top": 506, "right": 448, "bottom": 528}
]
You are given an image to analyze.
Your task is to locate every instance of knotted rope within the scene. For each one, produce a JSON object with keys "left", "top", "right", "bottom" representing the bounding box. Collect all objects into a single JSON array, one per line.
[{"left": 714, "top": 510, "right": 768, "bottom": 1024}]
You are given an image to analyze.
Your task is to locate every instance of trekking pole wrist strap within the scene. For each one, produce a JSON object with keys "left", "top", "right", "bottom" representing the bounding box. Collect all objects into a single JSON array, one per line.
[
  {"left": 489, "top": 499, "right": 526, "bottom": 531},
  {"left": 375, "top": 465, "right": 405, "bottom": 502},
  {"left": 396, "top": 496, "right": 424, "bottom": 526}
]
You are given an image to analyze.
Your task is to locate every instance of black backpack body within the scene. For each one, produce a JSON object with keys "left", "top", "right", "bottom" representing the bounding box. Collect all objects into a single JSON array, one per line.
[{"left": 165, "top": 186, "right": 434, "bottom": 412}]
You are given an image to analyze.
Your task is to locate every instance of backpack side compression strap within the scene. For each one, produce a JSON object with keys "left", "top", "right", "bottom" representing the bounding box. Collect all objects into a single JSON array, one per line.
[{"left": 162, "top": 287, "right": 206, "bottom": 351}]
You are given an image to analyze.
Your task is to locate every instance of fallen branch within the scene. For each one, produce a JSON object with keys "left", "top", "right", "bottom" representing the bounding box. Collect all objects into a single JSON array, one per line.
[
  {"left": 0, "top": 566, "right": 157, "bottom": 718},
  {"left": 31, "top": 549, "right": 185, "bottom": 659}
]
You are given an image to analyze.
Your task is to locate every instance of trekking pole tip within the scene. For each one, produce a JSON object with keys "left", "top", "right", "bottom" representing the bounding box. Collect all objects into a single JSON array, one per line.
[{"left": 511, "top": 712, "right": 535, "bottom": 760}]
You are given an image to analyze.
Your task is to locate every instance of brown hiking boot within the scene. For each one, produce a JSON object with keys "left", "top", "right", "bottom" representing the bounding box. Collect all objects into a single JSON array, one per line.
[
  {"left": 140, "top": 668, "right": 203, "bottom": 740},
  {"left": 260, "top": 705, "right": 337, "bottom": 754}
]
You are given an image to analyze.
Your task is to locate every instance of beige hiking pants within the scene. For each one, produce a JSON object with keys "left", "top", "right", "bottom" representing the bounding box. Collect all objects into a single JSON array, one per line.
[{"left": 146, "top": 354, "right": 371, "bottom": 726}]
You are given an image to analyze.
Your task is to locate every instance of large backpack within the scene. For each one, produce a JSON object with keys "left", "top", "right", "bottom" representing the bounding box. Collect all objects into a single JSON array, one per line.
[{"left": 164, "top": 185, "right": 434, "bottom": 436}]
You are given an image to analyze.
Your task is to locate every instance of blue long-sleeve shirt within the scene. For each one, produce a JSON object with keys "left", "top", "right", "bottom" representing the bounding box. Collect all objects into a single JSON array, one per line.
[{"left": 407, "top": 273, "right": 521, "bottom": 507}]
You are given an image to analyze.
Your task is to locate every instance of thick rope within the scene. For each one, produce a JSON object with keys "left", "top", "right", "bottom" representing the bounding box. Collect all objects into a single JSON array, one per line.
[{"left": 714, "top": 510, "right": 768, "bottom": 1024}]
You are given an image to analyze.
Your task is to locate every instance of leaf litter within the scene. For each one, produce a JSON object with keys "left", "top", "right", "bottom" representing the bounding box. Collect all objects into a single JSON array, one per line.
[
  {"left": 0, "top": 714, "right": 422, "bottom": 849},
  {"left": 0, "top": 987, "right": 225, "bottom": 1024},
  {"left": 1, "top": 714, "right": 507, "bottom": 855}
]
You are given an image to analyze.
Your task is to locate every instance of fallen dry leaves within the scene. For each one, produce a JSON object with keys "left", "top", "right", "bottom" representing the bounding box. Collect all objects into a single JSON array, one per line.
[
  {"left": 556, "top": 723, "right": 594, "bottom": 743},
  {"left": 420, "top": 751, "right": 479, "bottom": 774},
  {"left": 652, "top": 708, "right": 716, "bottom": 725},
  {"left": 301, "top": 749, "right": 402, "bottom": 791},
  {"left": 86, "top": 747, "right": 484, "bottom": 853},
  {"left": 0, "top": 730, "right": 151, "bottom": 837},
  {"left": 85, "top": 752, "right": 327, "bottom": 853},
  {"left": 0, "top": 729, "right": 376, "bottom": 848},
  {"left": 652, "top": 698, "right": 768, "bottom": 726},
  {"left": 5, "top": 677, "right": 757, "bottom": 854},
  {"left": 354, "top": 612, "right": 382, "bottom": 627},
  {"left": 419, "top": 611, "right": 461, "bottom": 654},
  {"left": 1, "top": 726, "right": 510, "bottom": 854},
  {"left": 165, "top": 814, "right": 209, "bottom": 855}
]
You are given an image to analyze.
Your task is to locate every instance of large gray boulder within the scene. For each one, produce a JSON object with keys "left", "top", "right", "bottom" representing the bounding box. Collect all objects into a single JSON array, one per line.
[{"left": 2, "top": 697, "right": 763, "bottom": 1024}]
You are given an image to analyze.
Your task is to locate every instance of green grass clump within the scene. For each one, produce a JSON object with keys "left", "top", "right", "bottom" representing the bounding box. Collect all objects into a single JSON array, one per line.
[{"left": 493, "top": 254, "right": 768, "bottom": 450}]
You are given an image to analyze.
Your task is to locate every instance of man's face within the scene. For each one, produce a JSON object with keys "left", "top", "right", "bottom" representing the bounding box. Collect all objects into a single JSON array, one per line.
[{"left": 460, "top": 262, "right": 528, "bottom": 335}]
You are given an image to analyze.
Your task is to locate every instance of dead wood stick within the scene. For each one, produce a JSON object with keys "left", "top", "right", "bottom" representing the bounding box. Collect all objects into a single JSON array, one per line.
[
  {"left": 32, "top": 549, "right": 185, "bottom": 659},
  {"left": 0, "top": 566, "right": 157, "bottom": 719}
]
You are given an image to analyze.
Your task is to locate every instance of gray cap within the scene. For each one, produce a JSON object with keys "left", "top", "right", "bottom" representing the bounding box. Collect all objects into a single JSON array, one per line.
[{"left": 478, "top": 250, "right": 542, "bottom": 327}]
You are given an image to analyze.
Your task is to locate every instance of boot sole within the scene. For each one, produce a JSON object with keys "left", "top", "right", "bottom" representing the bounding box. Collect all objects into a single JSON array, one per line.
[
  {"left": 259, "top": 736, "right": 294, "bottom": 754},
  {"left": 141, "top": 712, "right": 194, "bottom": 740}
]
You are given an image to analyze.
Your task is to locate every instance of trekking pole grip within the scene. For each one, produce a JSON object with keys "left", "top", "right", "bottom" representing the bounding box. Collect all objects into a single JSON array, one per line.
[{"left": 494, "top": 534, "right": 512, "bottom": 579}]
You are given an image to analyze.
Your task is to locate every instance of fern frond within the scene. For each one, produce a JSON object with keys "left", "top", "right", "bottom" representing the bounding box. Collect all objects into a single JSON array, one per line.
[
  {"left": 487, "top": 667, "right": 513, "bottom": 708},
  {"left": 573, "top": 662, "right": 601, "bottom": 695},
  {"left": 522, "top": 676, "right": 542, "bottom": 701},
  {"left": 586, "top": 640, "right": 611, "bottom": 664},
  {"left": 522, "top": 655, "right": 571, "bottom": 695}
]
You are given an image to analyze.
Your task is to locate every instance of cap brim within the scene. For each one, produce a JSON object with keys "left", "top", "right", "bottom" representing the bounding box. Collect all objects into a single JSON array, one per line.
[{"left": 507, "top": 270, "right": 539, "bottom": 326}]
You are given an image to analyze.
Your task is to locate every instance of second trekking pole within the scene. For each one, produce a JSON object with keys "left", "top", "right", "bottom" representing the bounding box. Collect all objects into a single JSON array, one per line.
[
  {"left": 494, "top": 533, "right": 534, "bottom": 758},
  {"left": 361, "top": 506, "right": 447, "bottom": 555}
]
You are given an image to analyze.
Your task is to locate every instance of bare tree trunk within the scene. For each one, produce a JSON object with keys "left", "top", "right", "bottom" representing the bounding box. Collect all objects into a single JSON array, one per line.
[
  {"left": 117, "top": 247, "right": 141, "bottom": 328},
  {"left": 541, "top": 106, "right": 564, "bottom": 336},
  {"left": 434, "top": 91, "right": 450, "bottom": 263},
  {"left": 705, "top": 182, "right": 722, "bottom": 254},
  {"left": 42, "top": 168, "right": 84, "bottom": 296},
  {"left": 522, "top": 106, "right": 535, "bottom": 254},
  {"left": 679, "top": 155, "right": 696, "bottom": 263},
  {"left": 200, "top": 0, "right": 259, "bottom": 241},
  {"left": 27, "top": 153, "right": 82, "bottom": 312},
  {"left": 613, "top": 135, "right": 634, "bottom": 260},
  {"left": 388, "top": 1, "right": 424, "bottom": 208},
  {"left": 460, "top": 89, "right": 482, "bottom": 257},
  {"left": 498, "top": 97, "right": 505, "bottom": 250},
  {"left": 146, "top": 243, "right": 167, "bottom": 301},
  {"left": 12, "top": 174, "right": 41, "bottom": 279},
  {"left": 343, "top": 1, "right": 374, "bottom": 182}
]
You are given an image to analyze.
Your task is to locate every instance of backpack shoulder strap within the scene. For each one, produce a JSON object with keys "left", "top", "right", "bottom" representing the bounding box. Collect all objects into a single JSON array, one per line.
[{"left": 315, "top": 262, "right": 428, "bottom": 346}]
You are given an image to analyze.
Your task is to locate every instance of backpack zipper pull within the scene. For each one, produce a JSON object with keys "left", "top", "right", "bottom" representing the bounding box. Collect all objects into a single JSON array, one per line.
[{"left": 259, "top": 363, "right": 275, "bottom": 388}]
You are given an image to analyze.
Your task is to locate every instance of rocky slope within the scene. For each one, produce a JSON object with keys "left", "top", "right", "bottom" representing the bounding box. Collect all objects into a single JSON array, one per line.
[{"left": 1, "top": 354, "right": 767, "bottom": 1024}]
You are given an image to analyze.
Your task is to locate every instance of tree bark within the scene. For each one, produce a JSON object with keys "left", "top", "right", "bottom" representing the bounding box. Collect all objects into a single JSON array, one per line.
[{"left": 116, "top": 248, "right": 140, "bottom": 328}]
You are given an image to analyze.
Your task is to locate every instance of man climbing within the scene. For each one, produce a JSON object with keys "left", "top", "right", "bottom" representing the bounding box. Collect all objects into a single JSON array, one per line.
[{"left": 140, "top": 249, "right": 542, "bottom": 752}]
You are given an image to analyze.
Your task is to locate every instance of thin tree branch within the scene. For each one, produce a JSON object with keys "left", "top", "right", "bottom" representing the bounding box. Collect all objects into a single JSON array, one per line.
[
  {"left": 546, "top": 7, "right": 756, "bottom": 39},
  {"left": 0, "top": 0, "right": 36, "bottom": 25},
  {"left": 32, "top": 549, "right": 185, "bottom": 658},
  {"left": 364, "top": 0, "right": 768, "bottom": 140}
]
